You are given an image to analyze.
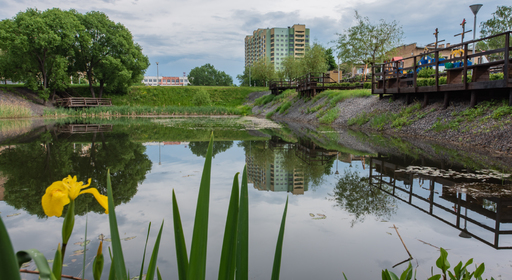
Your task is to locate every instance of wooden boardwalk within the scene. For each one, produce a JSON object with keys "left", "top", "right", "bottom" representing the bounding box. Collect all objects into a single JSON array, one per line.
[
  {"left": 269, "top": 72, "right": 364, "bottom": 97},
  {"left": 372, "top": 31, "right": 512, "bottom": 107},
  {"left": 57, "top": 124, "right": 113, "bottom": 134},
  {"left": 55, "top": 97, "right": 112, "bottom": 108}
]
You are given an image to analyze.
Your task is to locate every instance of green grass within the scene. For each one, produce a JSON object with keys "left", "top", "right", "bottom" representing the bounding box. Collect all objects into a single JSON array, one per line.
[
  {"left": 66, "top": 85, "right": 267, "bottom": 108},
  {"left": 44, "top": 105, "right": 247, "bottom": 117},
  {"left": 254, "top": 94, "right": 275, "bottom": 106},
  {"left": 0, "top": 104, "right": 32, "bottom": 118},
  {"left": 319, "top": 108, "right": 340, "bottom": 124}
]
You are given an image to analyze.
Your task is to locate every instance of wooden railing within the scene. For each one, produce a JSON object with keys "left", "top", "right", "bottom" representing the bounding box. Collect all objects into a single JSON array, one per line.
[
  {"left": 372, "top": 31, "right": 512, "bottom": 106},
  {"left": 55, "top": 97, "right": 112, "bottom": 108}
]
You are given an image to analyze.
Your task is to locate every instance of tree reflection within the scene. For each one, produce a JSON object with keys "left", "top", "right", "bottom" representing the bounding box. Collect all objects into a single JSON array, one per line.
[
  {"left": 189, "top": 141, "right": 233, "bottom": 158},
  {"left": 0, "top": 130, "right": 152, "bottom": 218},
  {"left": 329, "top": 169, "right": 396, "bottom": 226}
]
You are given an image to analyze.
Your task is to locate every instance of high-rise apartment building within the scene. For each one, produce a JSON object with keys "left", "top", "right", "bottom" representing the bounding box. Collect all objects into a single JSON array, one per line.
[{"left": 244, "top": 24, "right": 310, "bottom": 71}]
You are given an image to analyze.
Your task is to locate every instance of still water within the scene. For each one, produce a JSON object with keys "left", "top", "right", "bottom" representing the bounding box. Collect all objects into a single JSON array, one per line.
[{"left": 0, "top": 117, "right": 511, "bottom": 279}]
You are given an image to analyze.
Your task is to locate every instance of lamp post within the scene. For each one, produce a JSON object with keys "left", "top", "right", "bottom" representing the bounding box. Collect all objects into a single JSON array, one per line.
[
  {"left": 249, "top": 67, "right": 251, "bottom": 87},
  {"left": 156, "top": 62, "right": 159, "bottom": 86},
  {"left": 470, "top": 4, "right": 483, "bottom": 62}
]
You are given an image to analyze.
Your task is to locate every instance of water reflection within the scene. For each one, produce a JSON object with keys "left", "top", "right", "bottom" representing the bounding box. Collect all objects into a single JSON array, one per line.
[
  {"left": 0, "top": 125, "right": 152, "bottom": 217},
  {"left": 241, "top": 136, "right": 339, "bottom": 194},
  {"left": 368, "top": 154, "right": 512, "bottom": 249}
]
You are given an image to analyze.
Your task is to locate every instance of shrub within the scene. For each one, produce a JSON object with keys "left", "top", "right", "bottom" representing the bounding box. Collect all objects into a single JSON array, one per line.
[{"left": 192, "top": 89, "right": 212, "bottom": 106}]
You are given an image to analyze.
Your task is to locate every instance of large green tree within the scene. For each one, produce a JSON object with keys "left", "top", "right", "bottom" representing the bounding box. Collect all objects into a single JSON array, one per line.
[
  {"left": 300, "top": 43, "right": 329, "bottom": 75},
  {"left": 188, "top": 63, "right": 233, "bottom": 86},
  {"left": 280, "top": 56, "right": 302, "bottom": 81},
  {"left": 70, "top": 11, "right": 149, "bottom": 98},
  {"left": 336, "top": 11, "right": 403, "bottom": 66},
  {"left": 250, "top": 58, "right": 276, "bottom": 86},
  {"left": 0, "top": 8, "right": 80, "bottom": 101},
  {"left": 478, "top": 6, "right": 512, "bottom": 61}
]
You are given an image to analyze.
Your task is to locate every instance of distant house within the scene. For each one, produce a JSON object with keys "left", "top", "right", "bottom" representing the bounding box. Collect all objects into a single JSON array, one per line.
[{"left": 142, "top": 76, "right": 190, "bottom": 86}]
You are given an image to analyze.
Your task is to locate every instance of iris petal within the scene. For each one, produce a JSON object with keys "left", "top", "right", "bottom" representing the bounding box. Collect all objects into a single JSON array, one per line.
[
  {"left": 41, "top": 181, "right": 70, "bottom": 217},
  {"left": 80, "top": 188, "right": 109, "bottom": 214}
]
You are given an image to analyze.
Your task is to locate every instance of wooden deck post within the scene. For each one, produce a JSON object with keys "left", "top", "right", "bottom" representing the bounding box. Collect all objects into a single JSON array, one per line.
[
  {"left": 422, "top": 93, "right": 429, "bottom": 108},
  {"left": 406, "top": 93, "right": 411, "bottom": 105},
  {"left": 443, "top": 92, "right": 450, "bottom": 109},
  {"left": 470, "top": 91, "right": 477, "bottom": 107},
  {"left": 509, "top": 89, "right": 512, "bottom": 106}
]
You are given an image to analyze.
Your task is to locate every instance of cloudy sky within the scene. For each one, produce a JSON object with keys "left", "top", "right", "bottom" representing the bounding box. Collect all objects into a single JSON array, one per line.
[{"left": 0, "top": 0, "right": 501, "bottom": 83}]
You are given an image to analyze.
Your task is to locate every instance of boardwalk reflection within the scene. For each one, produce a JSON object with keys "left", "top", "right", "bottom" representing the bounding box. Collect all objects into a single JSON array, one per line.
[{"left": 369, "top": 154, "right": 512, "bottom": 249}]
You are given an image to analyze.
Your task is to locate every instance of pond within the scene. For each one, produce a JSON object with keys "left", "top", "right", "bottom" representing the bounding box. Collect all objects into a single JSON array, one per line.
[{"left": 0, "top": 116, "right": 511, "bottom": 280}]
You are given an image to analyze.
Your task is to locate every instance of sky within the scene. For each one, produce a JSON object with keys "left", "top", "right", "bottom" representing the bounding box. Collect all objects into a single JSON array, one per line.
[{"left": 0, "top": 0, "right": 502, "bottom": 83}]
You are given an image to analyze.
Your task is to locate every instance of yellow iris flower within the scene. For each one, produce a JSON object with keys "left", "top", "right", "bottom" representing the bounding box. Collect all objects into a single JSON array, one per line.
[{"left": 42, "top": 175, "right": 109, "bottom": 217}]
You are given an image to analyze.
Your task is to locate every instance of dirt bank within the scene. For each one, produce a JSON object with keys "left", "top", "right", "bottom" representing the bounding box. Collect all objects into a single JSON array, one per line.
[{"left": 251, "top": 92, "right": 512, "bottom": 156}]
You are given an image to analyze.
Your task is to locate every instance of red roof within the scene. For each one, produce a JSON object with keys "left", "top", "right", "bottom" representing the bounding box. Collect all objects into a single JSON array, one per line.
[{"left": 391, "top": 57, "right": 403, "bottom": 61}]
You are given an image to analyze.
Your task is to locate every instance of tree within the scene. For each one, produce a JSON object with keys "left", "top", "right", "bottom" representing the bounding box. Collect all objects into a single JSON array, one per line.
[
  {"left": 336, "top": 11, "right": 403, "bottom": 66},
  {"left": 280, "top": 56, "right": 302, "bottom": 81},
  {"left": 329, "top": 169, "right": 396, "bottom": 227},
  {"left": 189, "top": 141, "right": 234, "bottom": 158},
  {"left": 188, "top": 63, "right": 233, "bottom": 86},
  {"left": 478, "top": 6, "right": 512, "bottom": 60},
  {"left": 236, "top": 66, "right": 251, "bottom": 86},
  {"left": 70, "top": 11, "right": 149, "bottom": 98},
  {"left": 300, "top": 43, "right": 328, "bottom": 75},
  {"left": 325, "top": 48, "right": 337, "bottom": 71},
  {"left": 0, "top": 8, "right": 80, "bottom": 101},
  {"left": 250, "top": 58, "right": 275, "bottom": 86},
  {"left": 0, "top": 131, "right": 152, "bottom": 217}
]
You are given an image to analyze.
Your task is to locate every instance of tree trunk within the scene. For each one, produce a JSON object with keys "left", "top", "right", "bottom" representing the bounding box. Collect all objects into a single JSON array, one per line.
[
  {"left": 99, "top": 80, "right": 105, "bottom": 99},
  {"left": 87, "top": 70, "right": 96, "bottom": 98}
]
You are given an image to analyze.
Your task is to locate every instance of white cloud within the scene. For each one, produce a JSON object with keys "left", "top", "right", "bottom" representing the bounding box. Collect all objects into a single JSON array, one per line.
[{"left": 0, "top": 0, "right": 499, "bottom": 81}]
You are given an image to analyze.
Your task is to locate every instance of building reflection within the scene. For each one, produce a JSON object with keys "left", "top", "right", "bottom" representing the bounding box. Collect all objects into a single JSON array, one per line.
[
  {"left": 369, "top": 154, "right": 512, "bottom": 249},
  {"left": 246, "top": 136, "right": 340, "bottom": 195}
]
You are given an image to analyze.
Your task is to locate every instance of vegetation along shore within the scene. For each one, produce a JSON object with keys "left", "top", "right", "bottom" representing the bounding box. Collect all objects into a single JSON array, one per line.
[{"left": 1, "top": 85, "right": 511, "bottom": 157}]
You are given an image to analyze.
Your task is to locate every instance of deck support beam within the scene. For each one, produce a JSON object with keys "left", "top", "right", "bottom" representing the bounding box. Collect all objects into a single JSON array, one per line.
[
  {"left": 422, "top": 93, "right": 429, "bottom": 108},
  {"left": 405, "top": 93, "right": 411, "bottom": 105},
  {"left": 470, "top": 91, "right": 477, "bottom": 108},
  {"left": 509, "top": 89, "right": 512, "bottom": 106},
  {"left": 379, "top": 94, "right": 383, "bottom": 100},
  {"left": 443, "top": 92, "right": 450, "bottom": 109}
]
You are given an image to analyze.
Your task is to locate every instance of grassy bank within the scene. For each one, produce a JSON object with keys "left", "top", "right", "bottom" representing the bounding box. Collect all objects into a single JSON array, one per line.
[
  {"left": 67, "top": 85, "right": 268, "bottom": 107},
  {"left": 44, "top": 105, "right": 252, "bottom": 117},
  {"left": 256, "top": 89, "right": 372, "bottom": 123},
  {"left": 38, "top": 85, "right": 265, "bottom": 117}
]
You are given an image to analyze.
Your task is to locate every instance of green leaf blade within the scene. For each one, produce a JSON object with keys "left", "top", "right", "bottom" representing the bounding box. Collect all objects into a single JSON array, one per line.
[
  {"left": 0, "top": 216, "right": 21, "bottom": 280},
  {"left": 271, "top": 196, "right": 289, "bottom": 280},
  {"left": 146, "top": 221, "right": 165, "bottom": 280},
  {"left": 106, "top": 169, "right": 128, "bottom": 279},
  {"left": 187, "top": 133, "right": 214, "bottom": 280},
  {"left": 236, "top": 165, "right": 249, "bottom": 280},
  {"left": 218, "top": 173, "right": 240, "bottom": 280},
  {"left": 172, "top": 190, "right": 188, "bottom": 280},
  {"left": 16, "top": 249, "right": 56, "bottom": 280}
]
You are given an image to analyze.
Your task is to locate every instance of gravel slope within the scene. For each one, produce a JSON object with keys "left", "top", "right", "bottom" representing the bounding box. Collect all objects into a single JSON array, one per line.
[{"left": 252, "top": 92, "right": 512, "bottom": 156}]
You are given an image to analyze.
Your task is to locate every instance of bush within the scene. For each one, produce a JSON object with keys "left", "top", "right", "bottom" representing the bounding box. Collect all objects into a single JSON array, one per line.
[
  {"left": 192, "top": 89, "right": 212, "bottom": 106},
  {"left": 417, "top": 68, "right": 435, "bottom": 78}
]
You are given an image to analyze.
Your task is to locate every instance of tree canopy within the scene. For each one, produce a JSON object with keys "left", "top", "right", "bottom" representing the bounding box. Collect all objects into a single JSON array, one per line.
[
  {"left": 336, "top": 11, "right": 403, "bottom": 66},
  {"left": 478, "top": 6, "right": 512, "bottom": 60},
  {"left": 188, "top": 63, "right": 233, "bottom": 86},
  {"left": 0, "top": 8, "right": 149, "bottom": 100},
  {"left": 325, "top": 48, "right": 337, "bottom": 71}
]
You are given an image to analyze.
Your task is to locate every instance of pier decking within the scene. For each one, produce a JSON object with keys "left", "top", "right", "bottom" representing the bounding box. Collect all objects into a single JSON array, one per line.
[{"left": 372, "top": 31, "right": 512, "bottom": 107}]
